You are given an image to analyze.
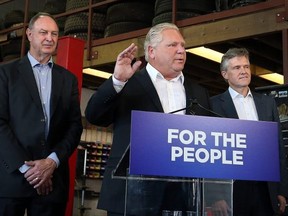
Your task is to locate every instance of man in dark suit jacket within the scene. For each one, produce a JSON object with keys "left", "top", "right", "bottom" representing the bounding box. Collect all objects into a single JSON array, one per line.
[
  {"left": 210, "top": 48, "right": 288, "bottom": 216},
  {"left": 0, "top": 12, "right": 83, "bottom": 216},
  {"left": 85, "top": 23, "right": 211, "bottom": 216}
]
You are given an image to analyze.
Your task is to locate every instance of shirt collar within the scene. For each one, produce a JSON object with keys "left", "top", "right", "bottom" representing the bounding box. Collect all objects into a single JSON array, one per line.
[
  {"left": 27, "top": 52, "right": 53, "bottom": 68},
  {"left": 146, "top": 63, "right": 184, "bottom": 84},
  {"left": 228, "top": 86, "right": 253, "bottom": 99}
]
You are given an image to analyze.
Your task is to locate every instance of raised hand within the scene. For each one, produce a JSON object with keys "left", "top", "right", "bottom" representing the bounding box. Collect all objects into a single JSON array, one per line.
[{"left": 113, "top": 43, "right": 142, "bottom": 82}]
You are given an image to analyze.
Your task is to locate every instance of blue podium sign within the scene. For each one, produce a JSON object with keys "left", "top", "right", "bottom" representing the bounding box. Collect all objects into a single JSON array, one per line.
[{"left": 129, "top": 110, "right": 280, "bottom": 181}]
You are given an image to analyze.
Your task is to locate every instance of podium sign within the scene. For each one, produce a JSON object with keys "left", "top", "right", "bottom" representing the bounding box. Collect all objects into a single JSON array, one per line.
[{"left": 130, "top": 111, "right": 280, "bottom": 181}]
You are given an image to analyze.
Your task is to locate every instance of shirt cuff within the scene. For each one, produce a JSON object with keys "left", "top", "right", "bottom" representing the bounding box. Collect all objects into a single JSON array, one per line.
[
  {"left": 112, "top": 75, "right": 127, "bottom": 93},
  {"left": 19, "top": 164, "right": 31, "bottom": 173},
  {"left": 48, "top": 152, "right": 60, "bottom": 168}
]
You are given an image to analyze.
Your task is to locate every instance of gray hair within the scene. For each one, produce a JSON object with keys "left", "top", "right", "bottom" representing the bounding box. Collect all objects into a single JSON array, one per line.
[
  {"left": 28, "top": 12, "right": 58, "bottom": 29},
  {"left": 144, "top": 23, "right": 180, "bottom": 61},
  {"left": 220, "top": 48, "right": 249, "bottom": 71}
]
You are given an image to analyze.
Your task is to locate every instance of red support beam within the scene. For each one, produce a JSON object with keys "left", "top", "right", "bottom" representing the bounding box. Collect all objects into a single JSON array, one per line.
[{"left": 56, "top": 36, "right": 85, "bottom": 216}]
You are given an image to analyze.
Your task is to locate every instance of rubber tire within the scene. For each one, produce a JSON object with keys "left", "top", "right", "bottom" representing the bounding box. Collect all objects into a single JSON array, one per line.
[{"left": 106, "top": 1, "right": 154, "bottom": 25}]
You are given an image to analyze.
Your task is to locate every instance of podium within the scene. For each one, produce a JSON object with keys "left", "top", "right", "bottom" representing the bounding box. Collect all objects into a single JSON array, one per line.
[{"left": 112, "top": 111, "right": 280, "bottom": 216}]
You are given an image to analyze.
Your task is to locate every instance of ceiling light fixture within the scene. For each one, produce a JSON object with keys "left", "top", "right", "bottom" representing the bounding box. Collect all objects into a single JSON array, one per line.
[
  {"left": 259, "top": 73, "right": 284, "bottom": 84},
  {"left": 186, "top": 46, "right": 223, "bottom": 63},
  {"left": 83, "top": 68, "right": 112, "bottom": 79}
]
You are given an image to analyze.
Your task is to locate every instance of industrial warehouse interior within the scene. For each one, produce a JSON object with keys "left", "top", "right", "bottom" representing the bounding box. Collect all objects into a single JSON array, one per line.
[{"left": 1, "top": 0, "right": 288, "bottom": 216}]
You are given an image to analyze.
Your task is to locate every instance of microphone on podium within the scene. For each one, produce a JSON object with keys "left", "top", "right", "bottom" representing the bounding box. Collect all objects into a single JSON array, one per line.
[
  {"left": 169, "top": 99, "right": 194, "bottom": 114},
  {"left": 190, "top": 98, "right": 223, "bottom": 117},
  {"left": 169, "top": 98, "right": 223, "bottom": 117}
]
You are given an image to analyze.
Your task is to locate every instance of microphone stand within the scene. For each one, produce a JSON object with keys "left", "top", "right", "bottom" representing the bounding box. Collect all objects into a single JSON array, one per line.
[
  {"left": 169, "top": 100, "right": 193, "bottom": 114},
  {"left": 169, "top": 99, "right": 223, "bottom": 117},
  {"left": 191, "top": 99, "right": 223, "bottom": 117}
]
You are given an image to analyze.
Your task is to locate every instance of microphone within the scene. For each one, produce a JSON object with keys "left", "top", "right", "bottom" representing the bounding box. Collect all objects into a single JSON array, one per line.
[
  {"left": 169, "top": 100, "right": 194, "bottom": 114},
  {"left": 190, "top": 98, "right": 223, "bottom": 117},
  {"left": 169, "top": 99, "right": 223, "bottom": 117}
]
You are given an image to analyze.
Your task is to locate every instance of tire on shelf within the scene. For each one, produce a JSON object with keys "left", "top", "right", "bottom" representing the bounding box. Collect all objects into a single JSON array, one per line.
[
  {"left": 154, "top": 0, "right": 216, "bottom": 16},
  {"left": 152, "top": 11, "right": 201, "bottom": 26},
  {"left": 43, "top": 0, "right": 67, "bottom": 15},
  {"left": 104, "top": 0, "right": 155, "bottom": 37},
  {"left": 105, "top": 1, "right": 154, "bottom": 26},
  {"left": 4, "top": 10, "right": 24, "bottom": 29},
  {"left": 43, "top": 0, "right": 67, "bottom": 36},
  {"left": 64, "top": 12, "right": 106, "bottom": 35},
  {"left": 104, "top": 21, "right": 150, "bottom": 38},
  {"left": 65, "top": 0, "right": 106, "bottom": 39},
  {"left": 231, "top": 0, "right": 265, "bottom": 8},
  {"left": 2, "top": 38, "right": 29, "bottom": 60},
  {"left": 66, "top": 0, "right": 107, "bottom": 13}
]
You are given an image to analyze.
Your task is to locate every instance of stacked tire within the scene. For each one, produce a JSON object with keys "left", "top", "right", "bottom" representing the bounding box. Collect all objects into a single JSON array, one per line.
[
  {"left": 153, "top": 0, "right": 216, "bottom": 26},
  {"left": 42, "top": 0, "right": 67, "bottom": 37},
  {"left": 64, "top": 0, "right": 106, "bottom": 40},
  {"left": 1, "top": 10, "right": 29, "bottom": 61},
  {"left": 231, "top": 0, "right": 266, "bottom": 8},
  {"left": 104, "top": 0, "right": 154, "bottom": 37}
]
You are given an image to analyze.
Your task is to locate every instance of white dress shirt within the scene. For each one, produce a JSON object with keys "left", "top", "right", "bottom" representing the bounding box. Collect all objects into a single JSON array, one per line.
[
  {"left": 112, "top": 63, "right": 186, "bottom": 114},
  {"left": 228, "top": 87, "right": 259, "bottom": 121},
  {"left": 146, "top": 63, "right": 186, "bottom": 114}
]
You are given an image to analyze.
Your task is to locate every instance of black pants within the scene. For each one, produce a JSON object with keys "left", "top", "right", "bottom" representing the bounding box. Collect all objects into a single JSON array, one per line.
[
  {"left": 0, "top": 197, "right": 66, "bottom": 216},
  {"left": 233, "top": 181, "right": 274, "bottom": 216}
]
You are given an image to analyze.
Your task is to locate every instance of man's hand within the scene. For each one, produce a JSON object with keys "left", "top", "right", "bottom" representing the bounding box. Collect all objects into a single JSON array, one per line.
[
  {"left": 24, "top": 158, "right": 57, "bottom": 189},
  {"left": 211, "top": 200, "right": 231, "bottom": 216},
  {"left": 277, "top": 195, "right": 287, "bottom": 214},
  {"left": 36, "top": 177, "right": 53, "bottom": 195},
  {"left": 113, "top": 43, "right": 142, "bottom": 82}
]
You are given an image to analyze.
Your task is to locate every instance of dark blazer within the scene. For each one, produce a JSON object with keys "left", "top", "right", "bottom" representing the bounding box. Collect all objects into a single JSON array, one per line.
[
  {"left": 0, "top": 56, "right": 83, "bottom": 202},
  {"left": 210, "top": 90, "right": 288, "bottom": 213},
  {"left": 85, "top": 68, "right": 211, "bottom": 214}
]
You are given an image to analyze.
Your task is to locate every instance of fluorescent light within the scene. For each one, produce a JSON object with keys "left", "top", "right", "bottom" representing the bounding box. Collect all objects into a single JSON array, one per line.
[
  {"left": 259, "top": 73, "right": 284, "bottom": 84},
  {"left": 186, "top": 46, "right": 223, "bottom": 63},
  {"left": 187, "top": 46, "right": 282, "bottom": 85},
  {"left": 83, "top": 68, "right": 112, "bottom": 79}
]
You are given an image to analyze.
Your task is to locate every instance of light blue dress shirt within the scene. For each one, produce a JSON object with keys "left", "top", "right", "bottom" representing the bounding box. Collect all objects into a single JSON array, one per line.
[{"left": 19, "top": 53, "right": 60, "bottom": 173}]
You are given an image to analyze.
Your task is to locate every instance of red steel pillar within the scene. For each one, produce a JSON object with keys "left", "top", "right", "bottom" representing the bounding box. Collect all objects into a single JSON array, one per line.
[{"left": 56, "top": 36, "right": 85, "bottom": 216}]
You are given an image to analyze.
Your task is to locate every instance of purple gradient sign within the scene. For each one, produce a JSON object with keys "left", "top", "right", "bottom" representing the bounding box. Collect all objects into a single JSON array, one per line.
[{"left": 130, "top": 111, "right": 280, "bottom": 181}]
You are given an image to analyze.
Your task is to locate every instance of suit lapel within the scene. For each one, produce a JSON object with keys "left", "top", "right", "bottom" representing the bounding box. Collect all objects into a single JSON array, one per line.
[
  {"left": 220, "top": 90, "right": 239, "bottom": 118},
  {"left": 184, "top": 81, "right": 194, "bottom": 107},
  {"left": 19, "top": 57, "right": 42, "bottom": 111},
  {"left": 252, "top": 92, "right": 265, "bottom": 121},
  {"left": 135, "top": 69, "right": 164, "bottom": 112},
  {"left": 50, "top": 65, "right": 63, "bottom": 118}
]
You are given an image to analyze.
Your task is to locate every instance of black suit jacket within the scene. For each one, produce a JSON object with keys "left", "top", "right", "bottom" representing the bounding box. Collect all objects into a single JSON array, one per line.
[
  {"left": 0, "top": 56, "right": 83, "bottom": 202},
  {"left": 85, "top": 68, "right": 211, "bottom": 213},
  {"left": 210, "top": 90, "right": 288, "bottom": 212}
]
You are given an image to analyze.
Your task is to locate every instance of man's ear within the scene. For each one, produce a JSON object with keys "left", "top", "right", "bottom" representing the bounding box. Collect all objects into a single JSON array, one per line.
[
  {"left": 26, "top": 28, "right": 32, "bottom": 41},
  {"left": 221, "top": 70, "right": 227, "bottom": 79},
  {"left": 148, "top": 45, "right": 155, "bottom": 60}
]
